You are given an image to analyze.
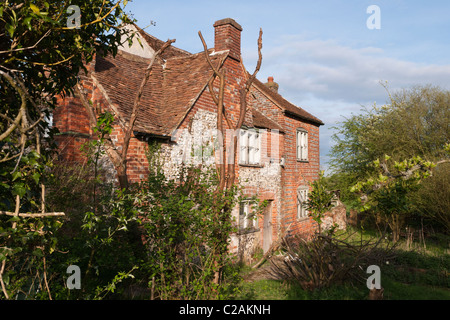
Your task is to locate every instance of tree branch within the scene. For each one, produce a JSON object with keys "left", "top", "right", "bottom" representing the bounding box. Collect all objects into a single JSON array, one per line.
[
  {"left": 0, "top": 70, "right": 25, "bottom": 142},
  {"left": 198, "top": 31, "right": 227, "bottom": 190},
  {"left": 0, "top": 30, "right": 51, "bottom": 55},
  {"left": 227, "top": 29, "right": 263, "bottom": 189},
  {"left": 0, "top": 211, "right": 65, "bottom": 217},
  {"left": 122, "top": 38, "right": 175, "bottom": 160},
  {"left": 198, "top": 31, "right": 221, "bottom": 76}
]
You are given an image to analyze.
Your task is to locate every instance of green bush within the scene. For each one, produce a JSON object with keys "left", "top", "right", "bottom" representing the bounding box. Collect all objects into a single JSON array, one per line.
[{"left": 135, "top": 144, "right": 242, "bottom": 300}]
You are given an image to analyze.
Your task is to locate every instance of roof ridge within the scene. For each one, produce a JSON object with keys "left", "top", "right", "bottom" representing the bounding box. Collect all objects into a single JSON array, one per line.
[
  {"left": 116, "top": 49, "right": 152, "bottom": 63},
  {"left": 252, "top": 78, "right": 324, "bottom": 125},
  {"left": 132, "top": 23, "right": 191, "bottom": 57},
  {"left": 160, "top": 51, "right": 229, "bottom": 134},
  {"left": 250, "top": 107, "right": 284, "bottom": 132}
]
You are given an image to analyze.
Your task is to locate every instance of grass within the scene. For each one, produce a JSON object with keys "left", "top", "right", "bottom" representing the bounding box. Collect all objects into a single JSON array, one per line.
[
  {"left": 233, "top": 228, "right": 450, "bottom": 300},
  {"left": 236, "top": 279, "right": 369, "bottom": 300}
]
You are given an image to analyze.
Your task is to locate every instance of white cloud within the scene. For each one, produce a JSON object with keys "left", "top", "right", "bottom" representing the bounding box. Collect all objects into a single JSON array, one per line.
[
  {"left": 257, "top": 35, "right": 450, "bottom": 105},
  {"left": 246, "top": 35, "right": 450, "bottom": 170}
]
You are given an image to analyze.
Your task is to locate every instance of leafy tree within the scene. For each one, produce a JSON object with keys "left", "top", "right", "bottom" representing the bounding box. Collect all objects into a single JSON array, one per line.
[
  {"left": 305, "top": 171, "right": 334, "bottom": 234},
  {"left": 329, "top": 84, "right": 450, "bottom": 232},
  {"left": 1, "top": 0, "right": 135, "bottom": 211},
  {"left": 0, "top": 0, "right": 136, "bottom": 299},
  {"left": 351, "top": 151, "right": 450, "bottom": 241}
]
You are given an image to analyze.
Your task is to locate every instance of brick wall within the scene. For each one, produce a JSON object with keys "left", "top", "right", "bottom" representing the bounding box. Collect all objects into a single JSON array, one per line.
[
  {"left": 281, "top": 115, "right": 320, "bottom": 238},
  {"left": 249, "top": 84, "right": 321, "bottom": 239},
  {"left": 54, "top": 62, "right": 151, "bottom": 184}
]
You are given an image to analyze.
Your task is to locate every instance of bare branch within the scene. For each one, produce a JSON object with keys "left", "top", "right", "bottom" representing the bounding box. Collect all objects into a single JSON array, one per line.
[
  {"left": 75, "top": 83, "right": 98, "bottom": 128},
  {"left": 207, "top": 76, "right": 219, "bottom": 105},
  {"left": 123, "top": 38, "right": 175, "bottom": 160},
  {"left": 0, "top": 30, "right": 51, "bottom": 55},
  {"left": 235, "top": 28, "right": 263, "bottom": 133},
  {"left": 0, "top": 70, "right": 25, "bottom": 142},
  {"left": 227, "top": 29, "right": 263, "bottom": 189},
  {"left": 0, "top": 211, "right": 65, "bottom": 218},
  {"left": 0, "top": 260, "right": 8, "bottom": 299},
  {"left": 198, "top": 31, "right": 221, "bottom": 76},
  {"left": 245, "top": 28, "right": 263, "bottom": 91}
]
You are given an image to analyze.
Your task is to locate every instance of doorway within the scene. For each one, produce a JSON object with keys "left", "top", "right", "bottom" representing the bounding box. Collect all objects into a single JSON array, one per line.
[{"left": 263, "top": 201, "right": 273, "bottom": 253}]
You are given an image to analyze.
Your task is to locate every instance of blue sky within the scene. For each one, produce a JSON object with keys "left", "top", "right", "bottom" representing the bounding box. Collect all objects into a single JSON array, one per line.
[{"left": 125, "top": 0, "right": 450, "bottom": 173}]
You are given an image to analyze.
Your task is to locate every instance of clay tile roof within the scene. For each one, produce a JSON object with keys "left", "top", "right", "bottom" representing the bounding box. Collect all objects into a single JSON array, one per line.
[
  {"left": 251, "top": 108, "right": 284, "bottom": 132},
  {"left": 252, "top": 78, "right": 324, "bottom": 126},
  {"left": 133, "top": 24, "right": 191, "bottom": 60},
  {"left": 93, "top": 48, "right": 228, "bottom": 137},
  {"left": 94, "top": 51, "right": 166, "bottom": 135},
  {"left": 159, "top": 50, "right": 228, "bottom": 134},
  {"left": 91, "top": 27, "right": 322, "bottom": 138}
]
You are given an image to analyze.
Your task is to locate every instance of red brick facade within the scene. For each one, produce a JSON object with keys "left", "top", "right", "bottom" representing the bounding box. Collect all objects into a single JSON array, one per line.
[{"left": 54, "top": 18, "right": 323, "bottom": 255}]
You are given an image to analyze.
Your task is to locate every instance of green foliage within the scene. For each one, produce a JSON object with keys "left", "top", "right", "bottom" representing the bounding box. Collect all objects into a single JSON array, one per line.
[
  {"left": 93, "top": 266, "right": 138, "bottom": 300},
  {"left": 0, "top": 214, "right": 62, "bottom": 299},
  {"left": 2, "top": 112, "right": 249, "bottom": 300},
  {"left": 0, "top": 0, "right": 155, "bottom": 299},
  {"left": 135, "top": 145, "right": 242, "bottom": 299},
  {"left": 1, "top": 2, "right": 136, "bottom": 299},
  {"left": 0, "top": 0, "right": 135, "bottom": 99},
  {"left": 52, "top": 112, "right": 140, "bottom": 299},
  {"left": 329, "top": 84, "right": 450, "bottom": 232},
  {"left": 305, "top": 171, "right": 334, "bottom": 233},
  {"left": 351, "top": 154, "right": 446, "bottom": 242},
  {"left": 1, "top": 0, "right": 135, "bottom": 211}
]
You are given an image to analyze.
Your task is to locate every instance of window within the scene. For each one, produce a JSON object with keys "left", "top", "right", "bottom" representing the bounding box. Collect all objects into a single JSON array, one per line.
[
  {"left": 296, "top": 129, "right": 308, "bottom": 161},
  {"left": 239, "top": 128, "right": 261, "bottom": 165},
  {"left": 239, "top": 201, "right": 257, "bottom": 232},
  {"left": 297, "top": 187, "right": 309, "bottom": 219},
  {"left": 43, "top": 112, "right": 53, "bottom": 138}
]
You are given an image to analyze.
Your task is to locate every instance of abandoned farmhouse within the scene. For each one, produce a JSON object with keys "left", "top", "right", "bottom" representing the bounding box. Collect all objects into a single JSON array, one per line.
[{"left": 53, "top": 18, "right": 326, "bottom": 256}]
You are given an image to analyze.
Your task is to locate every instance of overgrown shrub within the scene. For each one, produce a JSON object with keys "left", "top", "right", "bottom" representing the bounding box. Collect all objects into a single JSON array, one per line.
[
  {"left": 270, "top": 232, "right": 394, "bottom": 291},
  {"left": 135, "top": 144, "right": 242, "bottom": 300}
]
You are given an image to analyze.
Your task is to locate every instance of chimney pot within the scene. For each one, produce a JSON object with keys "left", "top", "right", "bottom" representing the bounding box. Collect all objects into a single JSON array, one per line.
[{"left": 265, "top": 76, "right": 279, "bottom": 93}]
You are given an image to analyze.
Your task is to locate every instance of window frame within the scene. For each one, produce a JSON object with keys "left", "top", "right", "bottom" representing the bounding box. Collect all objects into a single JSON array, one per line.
[
  {"left": 296, "top": 128, "right": 308, "bottom": 162},
  {"left": 239, "top": 128, "right": 261, "bottom": 166},
  {"left": 239, "top": 200, "right": 258, "bottom": 233},
  {"left": 297, "top": 186, "right": 309, "bottom": 220},
  {"left": 43, "top": 112, "right": 53, "bottom": 138}
]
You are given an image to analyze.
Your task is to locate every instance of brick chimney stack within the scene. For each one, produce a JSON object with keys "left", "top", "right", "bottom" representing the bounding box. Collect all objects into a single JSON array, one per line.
[
  {"left": 265, "top": 76, "right": 279, "bottom": 93},
  {"left": 213, "top": 18, "right": 243, "bottom": 61}
]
